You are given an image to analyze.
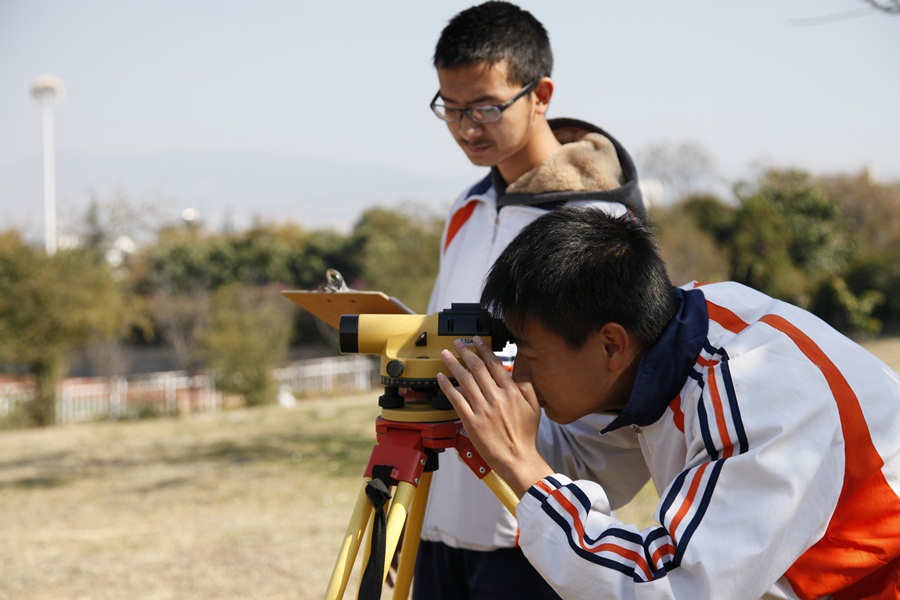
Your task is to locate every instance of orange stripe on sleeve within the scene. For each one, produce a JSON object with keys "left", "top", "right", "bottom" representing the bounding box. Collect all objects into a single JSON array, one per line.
[
  {"left": 705, "top": 301, "right": 750, "bottom": 334},
  {"left": 706, "top": 366, "right": 735, "bottom": 459},
  {"left": 545, "top": 487, "right": 654, "bottom": 581},
  {"left": 696, "top": 356, "right": 719, "bottom": 368},
  {"left": 668, "top": 461, "right": 710, "bottom": 540},
  {"left": 650, "top": 542, "right": 677, "bottom": 568}
]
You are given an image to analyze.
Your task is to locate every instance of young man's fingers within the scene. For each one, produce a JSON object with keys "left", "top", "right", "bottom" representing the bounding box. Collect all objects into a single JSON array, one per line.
[
  {"left": 471, "top": 336, "right": 507, "bottom": 370},
  {"left": 438, "top": 349, "right": 486, "bottom": 414},
  {"left": 436, "top": 371, "right": 472, "bottom": 418},
  {"left": 452, "top": 340, "right": 502, "bottom": 393},
  {"left": 471, "top": 336, "right": 518, "bottom": 389},
  {"left": 440, "top": 347, "right": 472, "bottom": 384}
]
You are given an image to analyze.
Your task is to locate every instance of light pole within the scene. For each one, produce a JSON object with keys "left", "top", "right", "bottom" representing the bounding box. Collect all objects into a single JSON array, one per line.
[{"left": 32, "top": 75, "right": 66, "bottom": 255}]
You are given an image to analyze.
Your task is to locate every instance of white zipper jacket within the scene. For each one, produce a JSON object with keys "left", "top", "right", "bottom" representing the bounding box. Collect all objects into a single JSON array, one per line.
[
  {"left": 421, "top": 119, "right": 650, "bottom": 551},
  {"left": 517, "top": 282, "right": 900, "bottom": 599}
]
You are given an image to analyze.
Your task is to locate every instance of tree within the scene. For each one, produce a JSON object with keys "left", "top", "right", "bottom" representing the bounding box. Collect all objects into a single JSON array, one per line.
[
  {"left": 650, "top": 194, "right": 734, "bottom": 287},
  {"left": 841, "top": 251, "right": 900, "bottom": 333},
  {"left": 679, "top": 193, "right": 736, "bottom": 246},
  {"left": 819, "top": 171, "right": 900, "bottom": 330},
  {"left": 0, "top": 233, "right": 131, "bottom": 425},
  {"left": 638, "top": 142, "right": 721, "bottom": 205},
  {"left": 137, "top": 224, "right": 215, "bottom": 373},
  {"left": 820, "top": 170, "right": 900, "bottom": 255},
  {"left": 810, "top": 275, "right": 885, "bottom": 336},
  {"left": 729, "top": 169, "right": 856, "bottom": 308},
  {"left": 200, "top": 283, "right": 294, "bottom": 406},
  {"left": 348, "top": 204, "right": 444, "bottom": 313}
]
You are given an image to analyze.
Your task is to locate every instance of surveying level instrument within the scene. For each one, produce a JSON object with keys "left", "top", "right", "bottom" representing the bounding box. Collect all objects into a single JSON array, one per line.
[{"left": 283, "top": 273, "right": 519, "bottom": 600}]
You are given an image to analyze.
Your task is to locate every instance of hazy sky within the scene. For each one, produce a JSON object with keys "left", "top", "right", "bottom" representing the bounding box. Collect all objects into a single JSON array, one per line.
[{"left": 1, "top": 0, "right": 898, "bottom": 242}]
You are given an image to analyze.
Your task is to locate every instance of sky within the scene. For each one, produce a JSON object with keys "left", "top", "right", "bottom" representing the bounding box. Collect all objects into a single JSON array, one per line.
[{"left": 1, "top": 0, "right": 898, "bottom": 243}]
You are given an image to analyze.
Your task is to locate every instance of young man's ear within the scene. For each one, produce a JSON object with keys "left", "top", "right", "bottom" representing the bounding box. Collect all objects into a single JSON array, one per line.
[
  {"left": 597, "top": 323, "right": 636, "bottom": 371},
  {"left": 533, "top": 77, "right": 554, "bottom": 113}
]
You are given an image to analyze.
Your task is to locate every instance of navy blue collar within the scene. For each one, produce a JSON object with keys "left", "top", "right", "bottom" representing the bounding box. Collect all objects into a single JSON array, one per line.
[{"left": 602, "top": 287, "right": 708, "bottom": 433}]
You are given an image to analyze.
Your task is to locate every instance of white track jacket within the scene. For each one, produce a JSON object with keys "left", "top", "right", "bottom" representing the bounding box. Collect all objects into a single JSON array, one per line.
[
  {"left": 421, "top": 119, "right": 650, "bottom": 552},
  {"left": 518, "top": 282, "right": 900, "bottom": 600}
]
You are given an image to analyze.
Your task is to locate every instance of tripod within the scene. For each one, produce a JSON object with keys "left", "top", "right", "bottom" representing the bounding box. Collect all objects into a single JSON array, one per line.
[{"left": 324, "top": 396, "right": 518, "bottom": 600}]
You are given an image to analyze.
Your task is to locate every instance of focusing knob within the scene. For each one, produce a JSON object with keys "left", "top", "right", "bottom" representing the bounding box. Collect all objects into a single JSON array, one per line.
[{"left": 386, "top": 360, "right": 405, "bottom": 378}]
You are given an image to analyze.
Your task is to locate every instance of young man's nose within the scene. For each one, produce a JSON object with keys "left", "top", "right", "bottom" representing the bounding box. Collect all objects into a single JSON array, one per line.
[{"left": 456, "top": 114, "right": 484, "bottom": 138}]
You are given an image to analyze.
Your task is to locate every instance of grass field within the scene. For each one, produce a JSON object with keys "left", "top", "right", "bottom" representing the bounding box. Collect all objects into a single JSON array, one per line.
[{"left": 2, "top": 339, "right": 898, "bottom": 599}]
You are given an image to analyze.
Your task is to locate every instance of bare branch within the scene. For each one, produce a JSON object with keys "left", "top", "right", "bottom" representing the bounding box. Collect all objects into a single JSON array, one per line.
[
  {"left": 860, "top": 0, "right": 900, "bottom": 14},
  {"left": 789, "top": 0, "right": 899, "bottom": 25}
]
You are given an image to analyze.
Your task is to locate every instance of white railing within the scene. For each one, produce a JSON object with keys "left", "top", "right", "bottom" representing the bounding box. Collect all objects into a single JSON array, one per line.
[
  {"left": 57, "top": 371, "right": 222, "bottom": 424},
  {"left": 0, "top": 355, "right": 379, "bottom": 425},
  {"left": 0, "top": 380, "right": 33, "bottom": 418},
  {"left": 273, "top": 355, "right": 378, "bottom": 398}
]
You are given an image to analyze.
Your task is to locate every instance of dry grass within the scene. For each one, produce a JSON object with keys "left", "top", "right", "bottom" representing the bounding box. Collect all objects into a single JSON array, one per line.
[
  {"left": 0, "top": 396, "right": 381, "bottom": 600},
  {"left": 2, "top": 339, "right": 898, "bottom": 599}
]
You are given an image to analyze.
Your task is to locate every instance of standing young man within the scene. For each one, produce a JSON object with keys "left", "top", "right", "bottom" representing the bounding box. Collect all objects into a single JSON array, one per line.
[
  {"left": 413, "top": 2, "right": 649, "bottom": 598},
  {"left": 439, "top": 207, "right": 900, "bottom": 599}
]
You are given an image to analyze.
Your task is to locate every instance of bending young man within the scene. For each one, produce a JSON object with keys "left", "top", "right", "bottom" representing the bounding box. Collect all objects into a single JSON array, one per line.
[
  {"left": 439, "top": 207, "right": 900, "bottom": 600},
  {"left": 415, "top": 2, "right": 649, "bottom": 598}
]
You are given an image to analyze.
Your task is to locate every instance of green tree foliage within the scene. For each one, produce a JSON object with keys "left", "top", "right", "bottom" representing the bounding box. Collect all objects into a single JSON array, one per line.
[
  {"left": 136, "top": 220, "right": 357, "bottom": 293},
  {"left": 0, "top": 233, "right": 131, "bottom": 425},
  {"left": 730, "top": 169, "right": 856, "bottom": 308},
  {"left": 348, "top": 204, "right": 444, "bottom": 313},
  {"left": 652, "top": 168, "right": 896, "bottom": 336},
  {"left": 650, "top": 194, "right": 734, "bottom": 286},
  {"left": 135, "top": 224, "right": 215, "bottom": 371},
  {"left": 821, "top": 172, "right": 900, "bottom": 253},
  {"left": 810, "top": 275, "right": 885, "bottom": 336},
  {"left": 131, "top": 220, "right": 359, "bottom": 352},
  {"left": 811, "top": 171, "right": 900, "bottom": 332},
  {"left": 840, "top": 251, "right": 900, "bottom": 333},
  {"left": 224, "top": 223, "right": 356, "bottom": 289},
  {"left": 200, "top": 283, "right": 294, "bottom": 406},
  {"left": 679, "top": 194, "right": 736, "bottom": 246}
]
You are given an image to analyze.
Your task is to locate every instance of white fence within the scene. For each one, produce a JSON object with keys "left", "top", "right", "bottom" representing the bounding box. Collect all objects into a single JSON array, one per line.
[
  {"left": 57, "top": 371, "right": 221, "bottom": 424},
  {"left": 0, "top": 354, "right": 379, "bottom": 425},
  {"left": 0, "top": 381, "right": 33, "bottom": 418},
  {"left": 273, "top": 355, "right": 377, "bottom": 398}
]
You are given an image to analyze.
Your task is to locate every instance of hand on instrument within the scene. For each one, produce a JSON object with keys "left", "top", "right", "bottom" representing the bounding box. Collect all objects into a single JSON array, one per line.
[{"left": 437, "top": 336, "right": 553, "bottom": 498}]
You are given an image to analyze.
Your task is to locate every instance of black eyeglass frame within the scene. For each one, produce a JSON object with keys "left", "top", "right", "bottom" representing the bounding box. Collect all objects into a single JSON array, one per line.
[{"left": 430, "top": 78, "right": 540, "bottom": 124}]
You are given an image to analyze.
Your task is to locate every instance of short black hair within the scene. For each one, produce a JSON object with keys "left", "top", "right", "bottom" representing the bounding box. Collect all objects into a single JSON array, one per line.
[
  {"left": 481, "top": 207, "right": 676, "bottom": 349},
  {"left": 434, "top": 1, "right": 552, "bottom": 85}
]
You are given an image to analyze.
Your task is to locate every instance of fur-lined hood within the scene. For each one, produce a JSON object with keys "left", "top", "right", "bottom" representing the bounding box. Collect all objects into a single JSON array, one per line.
[{"left": 494, "top": 118, "right": 646, "bottom": 223}]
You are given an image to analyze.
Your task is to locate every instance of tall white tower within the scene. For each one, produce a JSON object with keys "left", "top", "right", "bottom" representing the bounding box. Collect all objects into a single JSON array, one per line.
[{"left": 31, "top": 75, "right": 66, "bottom": 255}]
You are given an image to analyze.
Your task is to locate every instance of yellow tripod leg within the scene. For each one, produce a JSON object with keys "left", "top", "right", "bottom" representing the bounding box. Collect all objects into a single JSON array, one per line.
[
  {"left": 381, "top": 480, "right": 416, "bottom": 585},
  {"left": 360, "top": 493, "right": 379, "bottom": 575},
  {"left": 325, "top": 477, "right": 375, "bottom": 600},
  {"left": 481, "top": 471, "right": 519, "bottom": 515},
  {"left": 391, "top": 471, "right": 432, "bottom": 600}
]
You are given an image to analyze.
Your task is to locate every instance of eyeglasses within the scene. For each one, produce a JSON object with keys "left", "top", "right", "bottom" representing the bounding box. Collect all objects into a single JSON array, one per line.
[{"left": 430, "top": 79, "right": 539, "bottom": 124}]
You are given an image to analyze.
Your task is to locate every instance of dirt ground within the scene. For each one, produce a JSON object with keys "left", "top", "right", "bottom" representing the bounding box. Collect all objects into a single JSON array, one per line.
[{"left": 1, "top": 338, "right": 898, "bottom": 599}]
